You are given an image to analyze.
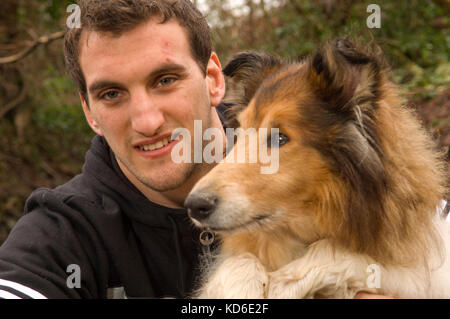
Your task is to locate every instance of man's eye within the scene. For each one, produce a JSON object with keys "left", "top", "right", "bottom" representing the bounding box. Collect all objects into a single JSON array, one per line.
[
  {"left": 157, "top": 76, "right": 177, "bottom": 87},
  {"left": 101, "top": 90, "right": 121, "bottom": 100}
]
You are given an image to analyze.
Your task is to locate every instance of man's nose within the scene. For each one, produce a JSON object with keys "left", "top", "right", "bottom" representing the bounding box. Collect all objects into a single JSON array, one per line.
[
  {"left": 184, "top": 192, "right": 219, "bottom": 222},
  {"left": 130, "top": 91, "right": 165, "bottom": 136}
]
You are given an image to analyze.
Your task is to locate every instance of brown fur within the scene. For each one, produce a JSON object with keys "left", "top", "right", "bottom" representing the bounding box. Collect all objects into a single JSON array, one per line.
[{"left": 187, "top": 39, "right": 448, "bottom": 296}]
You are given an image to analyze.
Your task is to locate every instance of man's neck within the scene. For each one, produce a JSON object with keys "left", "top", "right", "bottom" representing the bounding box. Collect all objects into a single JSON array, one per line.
[{"left": 140, "top": 162, "right": 216, "bottom": 209}]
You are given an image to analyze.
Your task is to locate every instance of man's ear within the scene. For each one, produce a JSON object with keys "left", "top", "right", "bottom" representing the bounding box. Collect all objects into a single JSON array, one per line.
[
  {"left": 80, "top": 93, "right": 103, "bottom": 136},
  {"left": 206, "top": 52, "right": 226, "bottom": 107}
]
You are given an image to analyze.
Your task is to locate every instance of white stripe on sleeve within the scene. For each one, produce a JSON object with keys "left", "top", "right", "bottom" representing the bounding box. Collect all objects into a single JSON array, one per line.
[
  {"left": 0, "top": 289, "right": 22, "bottom": 299},
  {"left": 0, "top": 279, "right": 47, "bottom": 299}
]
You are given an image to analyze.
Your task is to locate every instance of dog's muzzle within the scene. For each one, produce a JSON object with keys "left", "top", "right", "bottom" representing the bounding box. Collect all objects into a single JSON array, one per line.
[{"left": 184, "top": 192, "right": 218, "bottom": 222}]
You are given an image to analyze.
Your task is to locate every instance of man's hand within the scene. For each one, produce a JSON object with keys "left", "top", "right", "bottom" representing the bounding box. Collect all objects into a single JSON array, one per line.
[{"left": 354, "top": 292, "right": 395, "bottom": 299}]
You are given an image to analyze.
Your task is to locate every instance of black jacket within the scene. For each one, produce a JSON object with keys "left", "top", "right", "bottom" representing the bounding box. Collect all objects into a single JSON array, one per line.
[{"left": 0, "top": 135, "right": 206, "bottom": 299}]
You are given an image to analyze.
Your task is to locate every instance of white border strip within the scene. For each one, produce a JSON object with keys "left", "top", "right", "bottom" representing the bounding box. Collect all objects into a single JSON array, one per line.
[
  {"left": 0, "top": 289, "right": 22, "bottom": 299},
  {"left": 0, "top": 279, "right": 47, "bottom": 299}
]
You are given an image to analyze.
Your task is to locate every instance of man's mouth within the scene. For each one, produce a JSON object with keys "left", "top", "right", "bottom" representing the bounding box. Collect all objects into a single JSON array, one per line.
[
  {"left": 136, "top": 137, "right": 172, "bottom": 151},
  {"left": 133, "top": 133, "right": 180, "bottom": 158}
]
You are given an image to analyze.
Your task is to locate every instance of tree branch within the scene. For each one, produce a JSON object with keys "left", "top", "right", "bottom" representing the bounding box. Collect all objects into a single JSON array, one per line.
[
  {"left": 0, "top": 30, "right": 64, "bottom": 64},
  {"left": 0, "top": 83, "right": 26, "bottom": 119}
]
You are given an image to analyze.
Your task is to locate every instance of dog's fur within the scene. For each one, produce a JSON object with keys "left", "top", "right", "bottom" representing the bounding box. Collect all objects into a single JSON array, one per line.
[{"left": 186, "top": 39, "right": 450, "bottom": 298}]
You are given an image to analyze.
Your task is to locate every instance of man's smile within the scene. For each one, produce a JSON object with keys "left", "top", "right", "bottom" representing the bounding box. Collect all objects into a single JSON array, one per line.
[{"left": 133, "top": 133, "right": 181, "bottom": 159}]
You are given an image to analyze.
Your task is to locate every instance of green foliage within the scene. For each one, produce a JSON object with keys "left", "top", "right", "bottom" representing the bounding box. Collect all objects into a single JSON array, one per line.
[
  {"left": 34, "top": 74, "right": 89, "bottom": 134},
  {"left": 41, "top": 0, "right": 74, "bottom": 21},
  {"left": 30, "top": 65, "right": 94, "bottom": 164},
  {"left": 209, "top": 0, "right": 449, "bottom": 97},
  {"left": 37, "top": 0, "right": 75, "bottom": 29}
]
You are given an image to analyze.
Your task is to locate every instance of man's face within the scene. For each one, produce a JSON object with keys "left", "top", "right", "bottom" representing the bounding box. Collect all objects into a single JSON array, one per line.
[{"left": 79, "top": 18, "right": 224, "bottom": 193}]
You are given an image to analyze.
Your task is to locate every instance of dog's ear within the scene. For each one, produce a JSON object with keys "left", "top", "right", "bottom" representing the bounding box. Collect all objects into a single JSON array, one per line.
[
  {"left": 309, "top": 40, "right": 390, "bottom": 255},
  {"left": 308, "top": 38, "right": 387, "bottom": 185},
  {"left": 308, "top": 38, "right": 384, "bottom": 113},
  {"left": 223, "top": 51, "right": 283, "bottom": 103},
  {"left": 222, "top": 51, "right": 283, "bottom": 128},
  {"left": 307, "top": 39, "right": 387, "bottom": 166}
]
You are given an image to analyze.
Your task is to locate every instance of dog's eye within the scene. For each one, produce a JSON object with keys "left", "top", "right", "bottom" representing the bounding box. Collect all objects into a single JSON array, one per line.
[
  {"left": 278, "top": 133, "right": 290, "bottom": 146},
  {"left": 269, "top": 132, "right": 290, "bottom": 147}
]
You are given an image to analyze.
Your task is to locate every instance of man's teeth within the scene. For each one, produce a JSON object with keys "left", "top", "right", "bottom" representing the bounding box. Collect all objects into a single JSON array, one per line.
[{"left": 139, "top": 137, "right": 171, "bottom": 151}]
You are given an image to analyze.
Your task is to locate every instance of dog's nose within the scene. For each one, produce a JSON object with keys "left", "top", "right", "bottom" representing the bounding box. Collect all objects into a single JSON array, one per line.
[{"left": 184, "top": 193, "right": 218, "bottom": 221}]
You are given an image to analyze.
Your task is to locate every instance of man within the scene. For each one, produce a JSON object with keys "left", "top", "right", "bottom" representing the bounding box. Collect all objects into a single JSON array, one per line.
[
  {"left": 0, "top": 0, "right": 226, "bottom": 299},
  {"left": 0, "top": 0, "right": 393, "bottom": 299}
]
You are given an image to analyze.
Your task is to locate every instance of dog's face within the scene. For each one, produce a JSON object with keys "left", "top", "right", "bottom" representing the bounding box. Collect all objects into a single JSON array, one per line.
[
  {"left": 185, "top": 39, "right": 389, "bottom": 246},
  {"left": 185, "top": 63, "right": 328, "bottom": 241}
]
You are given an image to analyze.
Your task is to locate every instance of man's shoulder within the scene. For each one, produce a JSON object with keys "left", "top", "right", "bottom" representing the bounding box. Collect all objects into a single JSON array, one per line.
[
  {"left": 0, "top": 174, "right": 115, "bottom": 299},
  {"left": 21, "top": 171, "right": 127, "bottom": 233},
  {"left": 25, "top": 174, "right": 100, "bottom": 214}
]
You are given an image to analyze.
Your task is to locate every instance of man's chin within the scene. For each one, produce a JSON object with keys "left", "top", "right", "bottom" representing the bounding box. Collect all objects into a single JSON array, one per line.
[
  {"left": 116, "top": 154, "right": 197, "bottom": 193},
  {"left": 137, "top": 164, "right": 196, "bottom": 193}
]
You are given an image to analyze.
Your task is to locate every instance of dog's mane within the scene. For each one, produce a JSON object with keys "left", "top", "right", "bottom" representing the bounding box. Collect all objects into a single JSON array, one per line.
[{"left": 221, "top": 39, "right": 448, "bottom": 266}]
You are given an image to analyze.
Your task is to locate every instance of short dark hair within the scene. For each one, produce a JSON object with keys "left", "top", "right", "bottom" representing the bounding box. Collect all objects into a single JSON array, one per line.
[{"left": 64, "top": 0, "right": 212, "bottom": 102}]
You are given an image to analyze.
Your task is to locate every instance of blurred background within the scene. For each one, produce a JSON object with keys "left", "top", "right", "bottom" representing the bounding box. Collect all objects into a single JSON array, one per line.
[{"left": 0, "top": 0, "right": 448, "bottom": 243}]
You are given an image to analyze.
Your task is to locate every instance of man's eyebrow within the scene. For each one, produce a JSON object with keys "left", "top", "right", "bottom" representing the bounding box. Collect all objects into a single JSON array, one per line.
[
  {"left": 148, "top": 63, "right": 187, "bottom": 78},
  {"left": 87, "top": 63, "right": 188, "bottom": 96},
  {"left": 88, "top": 80, "right": 123, "bottom": 95}
]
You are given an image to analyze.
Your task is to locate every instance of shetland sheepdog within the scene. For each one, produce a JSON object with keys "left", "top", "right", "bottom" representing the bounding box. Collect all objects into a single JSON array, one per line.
[{"left": 184, "top": 39, "right": 450, "bottom": 298}]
